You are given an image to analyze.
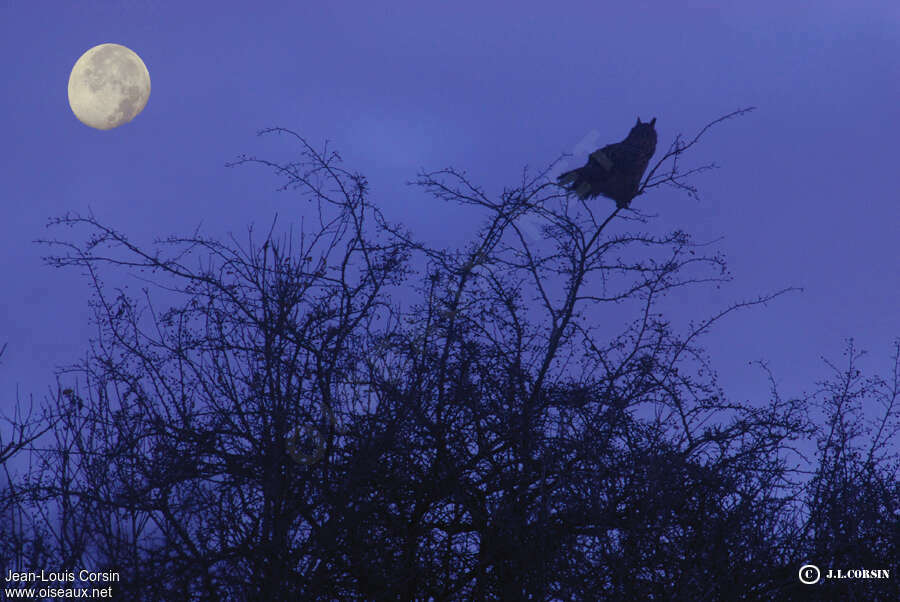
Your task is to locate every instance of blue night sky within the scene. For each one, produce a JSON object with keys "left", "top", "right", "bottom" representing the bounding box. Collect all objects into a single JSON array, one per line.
[{"left": 1, "top": 2, "right": 898, "bottom": 418}]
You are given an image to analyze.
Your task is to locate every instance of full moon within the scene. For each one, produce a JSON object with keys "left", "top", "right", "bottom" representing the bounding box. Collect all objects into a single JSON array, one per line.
[{"left": 68, "top": 43, "right": 151, "bottom": 130}]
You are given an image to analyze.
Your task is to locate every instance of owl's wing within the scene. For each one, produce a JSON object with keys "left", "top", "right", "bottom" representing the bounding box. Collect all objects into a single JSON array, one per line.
[{"left": 589, "top": 148, "right": 614, "bottom": 171}]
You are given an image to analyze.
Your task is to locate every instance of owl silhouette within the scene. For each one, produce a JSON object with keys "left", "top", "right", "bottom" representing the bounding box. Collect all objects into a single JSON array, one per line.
[{"left": 557, "top": 117, "right": 657, "bottom": 209}]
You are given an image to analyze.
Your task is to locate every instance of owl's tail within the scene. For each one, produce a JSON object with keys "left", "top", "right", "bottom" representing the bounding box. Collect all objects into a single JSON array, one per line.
[{"left": 557, "top": 168, "right": 593, "bottom": 200}]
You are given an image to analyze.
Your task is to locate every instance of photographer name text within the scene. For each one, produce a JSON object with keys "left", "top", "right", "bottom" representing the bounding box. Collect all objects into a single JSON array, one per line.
[{"left": 5, "top": 569, "right": 119, "bottom": 583}]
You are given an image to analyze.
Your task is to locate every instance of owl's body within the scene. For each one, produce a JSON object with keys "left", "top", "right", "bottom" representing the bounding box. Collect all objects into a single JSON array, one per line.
[{"left": 558, "top": 117, "right": 657, "bottom": 209}]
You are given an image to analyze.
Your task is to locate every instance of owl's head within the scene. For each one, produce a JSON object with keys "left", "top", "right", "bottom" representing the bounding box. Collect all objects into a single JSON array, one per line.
[{"left": 628, "top": 117, "right": 657, "bottom": 147}]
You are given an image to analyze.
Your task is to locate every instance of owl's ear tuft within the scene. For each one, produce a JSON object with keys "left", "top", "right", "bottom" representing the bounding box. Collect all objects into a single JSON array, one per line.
[
  {"left": 635, "top": 117, "right": 642, "bottom": 126},
  {"left": 650, "top": 117, "right": 656, "bottom": 126}
]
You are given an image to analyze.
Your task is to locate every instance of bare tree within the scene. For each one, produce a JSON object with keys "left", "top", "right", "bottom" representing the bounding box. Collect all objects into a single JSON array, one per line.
[
  {"left": 794, "top": 340, "right": 899, "bottom": 600},
  {"left": 5, "top": 111, "right": 893, "bottom": 600},
  {"left": 26, "top": 132, "right": 407, "bottom": 599},
  {"left": 1, "top": 344, "right": 54, "bottom": 467}
]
